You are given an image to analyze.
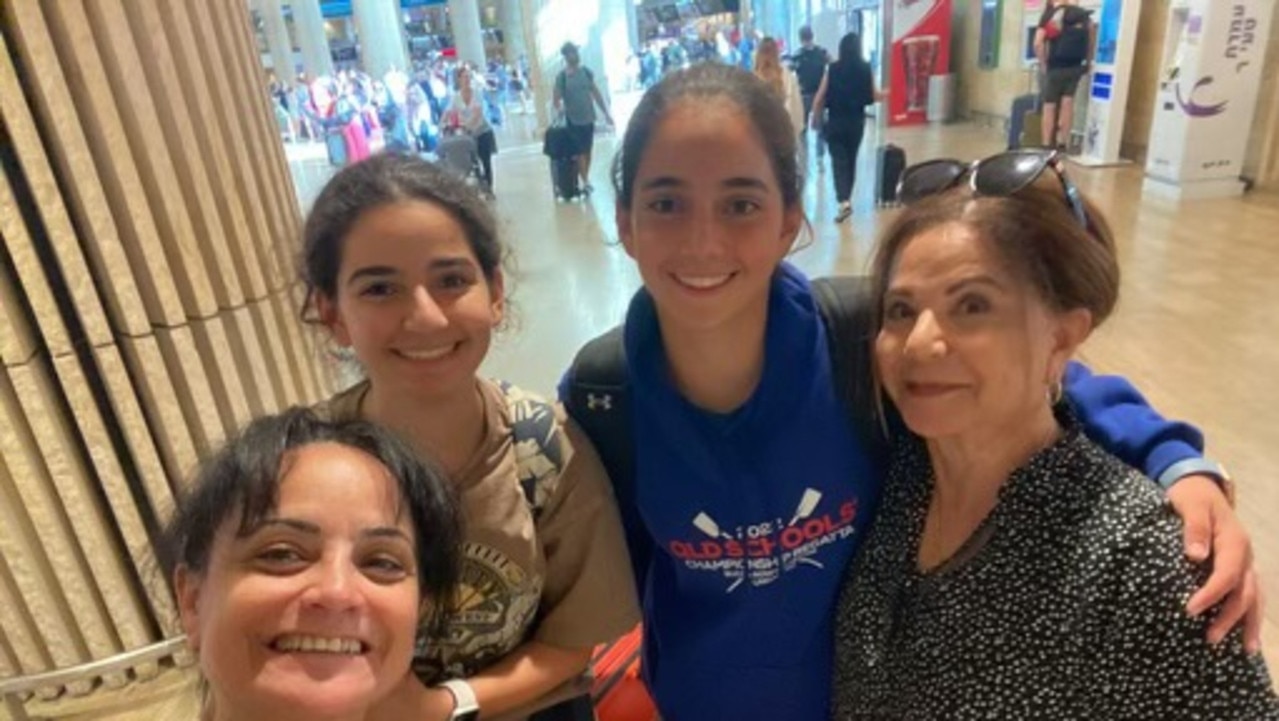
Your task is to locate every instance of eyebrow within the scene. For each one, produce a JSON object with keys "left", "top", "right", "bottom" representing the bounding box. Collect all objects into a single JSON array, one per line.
[
  {"left": 945, "top": 275, "right": 1005, "bottom": 294},
  {"left": 638, "top": 176, "right": 770, "bottom": 192},
  {"left": 886, "top": 275, "right": 1006, "bottom": 298},
  {"left": 345, "top": 257, "right": 476, "bottom": 287},
  {"left": 721, "top": 177, "right": 769, "bottom": 191},
  {"left": 254, "top": 518, "right": 411, "bottom": 542},
  {"left": 346, "top": 265, "right": 396, "bottom": 287}
]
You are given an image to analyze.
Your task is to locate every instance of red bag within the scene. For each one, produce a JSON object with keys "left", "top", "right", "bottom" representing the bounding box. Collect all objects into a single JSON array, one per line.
[
  {"left": 1042, "top": 5, "right": 1064, "bottom": 39},
  {"left": 591, "top": 625, "right": 657, "bottom": 721}
]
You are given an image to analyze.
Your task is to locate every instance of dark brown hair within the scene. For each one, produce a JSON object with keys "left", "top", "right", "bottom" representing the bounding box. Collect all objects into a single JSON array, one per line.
[
  {"left": 299, "top": 152, "right": 505, "bottom": 323},
  {"left": 162, "top": 407, "right": 463, "bottom": 638},
  {"left": 612, "top": 63, "right": 802, "bottom": 213},
  {"left": 871, "top": 182, "right": 1120, "bottom": 333}
]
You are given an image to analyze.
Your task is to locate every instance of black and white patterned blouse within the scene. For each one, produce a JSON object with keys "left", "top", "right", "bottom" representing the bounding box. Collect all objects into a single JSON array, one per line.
[{"left": 831, "top": 416, "right": 1279, "bottom": 719}]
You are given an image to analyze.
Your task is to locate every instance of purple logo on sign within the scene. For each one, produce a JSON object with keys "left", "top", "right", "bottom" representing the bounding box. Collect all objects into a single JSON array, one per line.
[{"left": 1176, "top": 76, "right": 1228, "bottom": 117}]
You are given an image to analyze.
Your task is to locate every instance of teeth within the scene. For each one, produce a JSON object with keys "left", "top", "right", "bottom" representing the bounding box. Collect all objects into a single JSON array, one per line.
[
  {"left": 273, "top": 634, "right": 364, "bottom": 655},
  {"left": 399, "top": 345, "right": 454, "bottom": 360},
  {"left": 676, "top": 274, "right": 732, "bottom": 289}
]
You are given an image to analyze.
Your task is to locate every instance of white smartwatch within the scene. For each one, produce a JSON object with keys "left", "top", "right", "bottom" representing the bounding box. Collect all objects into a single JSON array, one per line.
[{"left": 439, "top": 678, "right": 480, "bottom": 721}]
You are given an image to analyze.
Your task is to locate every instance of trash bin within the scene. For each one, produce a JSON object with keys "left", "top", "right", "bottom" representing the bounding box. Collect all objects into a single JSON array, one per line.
[{"left": 927, "top": 74, "right": 956, "bottom": 123}]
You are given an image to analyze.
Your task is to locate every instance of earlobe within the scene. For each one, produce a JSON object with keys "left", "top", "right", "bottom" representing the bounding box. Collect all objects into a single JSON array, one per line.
[
  {"left": 1048, "top": 308, "right": 1093, "bottom": 382},
  {"left": 174, "top": 566, "right": 202, "bottom": 652},
  {"left": 616, "top": 208, "right": 637, "bottom": 259},
  {"left": 489, "top": 270, "right": 506, "bottom": 326},
  {"left": 780, "top": 205, "right": 804, "bottom": 249}
]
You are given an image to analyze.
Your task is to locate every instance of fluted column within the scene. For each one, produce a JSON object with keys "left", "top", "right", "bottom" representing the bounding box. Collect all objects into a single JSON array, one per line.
[{"left": 0, "top": 0, "right": 333, "bottom": 716}]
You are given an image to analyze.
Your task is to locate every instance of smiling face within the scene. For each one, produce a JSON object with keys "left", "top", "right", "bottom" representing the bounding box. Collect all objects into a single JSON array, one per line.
[
  {"left": 317, "top": 199, "right": 503, "bottom": 404},
  {"left": 617, "top": 98, "right": 801, "bottom": 337},
  {"left": 875, "top": 223, "right": 1087, "bottom": 440},
  {"left": 176, "top": 442, "right": 421, "bottom": 721}
]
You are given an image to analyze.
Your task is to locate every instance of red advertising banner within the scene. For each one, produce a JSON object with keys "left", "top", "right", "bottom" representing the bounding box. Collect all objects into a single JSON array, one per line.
[{"left": 888, "top": 0, "right": 952, "bottom": 126}]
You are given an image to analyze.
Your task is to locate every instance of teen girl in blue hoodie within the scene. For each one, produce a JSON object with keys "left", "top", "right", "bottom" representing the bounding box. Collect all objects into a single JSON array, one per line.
[{"left": 560, "top": 63, "right": 1261, "bottom": 720}]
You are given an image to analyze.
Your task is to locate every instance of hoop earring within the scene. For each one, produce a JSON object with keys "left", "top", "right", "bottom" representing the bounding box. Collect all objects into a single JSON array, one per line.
[{"left": 1049, "top": 379, "right": 1064, "bottom": 406}]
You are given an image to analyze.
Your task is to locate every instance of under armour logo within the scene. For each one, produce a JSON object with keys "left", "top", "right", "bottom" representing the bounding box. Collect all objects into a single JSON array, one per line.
[{"left": 586, "top": 393, "right": 613, "bottom": 411}]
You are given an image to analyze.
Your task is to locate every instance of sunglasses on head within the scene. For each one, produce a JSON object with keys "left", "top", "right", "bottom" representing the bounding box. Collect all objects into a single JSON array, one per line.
[{"left": 896, "top": 149, "right": 1089, "bottom": 228}]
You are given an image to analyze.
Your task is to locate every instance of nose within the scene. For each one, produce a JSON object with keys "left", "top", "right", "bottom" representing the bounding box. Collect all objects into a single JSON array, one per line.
[
  {"left": 403, "top": 285, "right": 449, "bottom": 332},
  {"left": 902, "top": 310, "right": 947, "bottom": 360},
  {"left": 302, "top": 555, "right": 364, "bottom": 612},
  {"left": 679, "top": 208, "right": 727, "bottom": 258}
]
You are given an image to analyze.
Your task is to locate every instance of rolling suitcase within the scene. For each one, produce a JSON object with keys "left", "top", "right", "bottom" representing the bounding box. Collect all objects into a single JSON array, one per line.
[
  {"left": 1007, "top": 93, "right": 1041, "bottom": 149},
  {"left": 543, "top": 123, "right": 580, "bottom": 200},
  {"left": 550, "top": 156, "right": 581, "bottom": 201},
  {"left": 875, "top": 144, "right": 907, "bottom": 207}
]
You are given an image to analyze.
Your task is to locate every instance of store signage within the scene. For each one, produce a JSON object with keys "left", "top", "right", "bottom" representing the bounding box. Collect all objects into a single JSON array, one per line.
[{"left": 888, "top": 0, "right": 951, "bottom": 126}]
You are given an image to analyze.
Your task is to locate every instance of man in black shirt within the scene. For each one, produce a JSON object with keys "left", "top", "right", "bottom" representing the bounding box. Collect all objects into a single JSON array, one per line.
[
  {"left": 1034, "top": 0, "right": 1094, "bottom": 149},
  {"left": 791, "top": 25, "right": 831, "bottom": 168}
]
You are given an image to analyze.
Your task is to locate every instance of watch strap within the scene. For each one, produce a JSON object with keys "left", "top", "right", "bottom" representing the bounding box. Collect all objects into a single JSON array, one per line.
[
  {"left": 440, "top": 678, "right": 480, "bottom": 720},
  {"left": 1158, "top": 457, "right": 1235, "bottom": 506}
]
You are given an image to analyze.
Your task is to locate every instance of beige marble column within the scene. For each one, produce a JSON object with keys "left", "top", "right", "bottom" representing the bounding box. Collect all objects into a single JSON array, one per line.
[
  {"left": 292, "top": 0, "right": 334, "bottom": 77},
  {"left": 449, "top": 0, "right": 487, "bottom": 68},
  {"left": 499, "top": 0, "right": 528, "bottom": 64},
  {"left": 0, "top": 0, "right": 332, "bottom": 716},
  {"left": 520, "top": 0, "right": 552, "bottom": 128},
  {"left": 587, "top": 0, "right": 626, "bottom": 96},
  {"left": 352, "top": 0, "right": 410, "bottom": 77},
  {"left": 254, "top": 0, "right": 296, "bottom": 79}
]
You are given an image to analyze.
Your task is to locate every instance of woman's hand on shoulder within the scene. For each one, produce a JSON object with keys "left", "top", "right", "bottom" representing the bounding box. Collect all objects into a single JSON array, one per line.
[{"left": 1166, "top": 473, "right": 1263, "bottom": 653}]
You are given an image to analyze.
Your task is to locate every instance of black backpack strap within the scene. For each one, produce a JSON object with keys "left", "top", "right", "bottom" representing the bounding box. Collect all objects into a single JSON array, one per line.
[
  {"left": 562, "top": 327, "right": 651, "bottom": 594},
  {"left": 810, "top": 276, "right": 893, "bottom": 464}
]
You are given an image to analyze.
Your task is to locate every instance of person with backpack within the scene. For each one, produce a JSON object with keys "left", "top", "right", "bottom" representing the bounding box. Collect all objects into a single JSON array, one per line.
[
  {"left": 553, "top": 42, "right": 615, "bottom": 195},
  {"left": 300, "top": 153, "right": 639, "bottom": 721},
  {"left": 1035, "top": 0, "right": 1095, "bottom": 149},
  {"left": 558, "top": 63, "right": 1262, "bottom": 720},
  {"left": 791, "top": 25, "right": 831, "bottom": 169}
]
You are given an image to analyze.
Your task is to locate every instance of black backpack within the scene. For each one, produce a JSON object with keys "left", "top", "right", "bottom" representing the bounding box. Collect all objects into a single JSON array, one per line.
[
  {"left": 793, "top": 45, "right": 830, "bottom": 95},
  {"left": 1048, "top": 6, "right": 1091, "bottom": 66},
  {"left": 561, "top": 276, "right": 891, "bottom": 593}
]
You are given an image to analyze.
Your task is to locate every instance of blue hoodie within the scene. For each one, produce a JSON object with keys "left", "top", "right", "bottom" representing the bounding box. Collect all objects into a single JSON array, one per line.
[{"left": 568, "top": 264, "right": 1207, "bottom": 720}]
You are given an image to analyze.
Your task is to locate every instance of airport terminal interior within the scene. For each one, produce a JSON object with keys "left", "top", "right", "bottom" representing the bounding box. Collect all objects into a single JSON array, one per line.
[{"left": 1, "top": 0, "right": 1278, "bottom": 718}]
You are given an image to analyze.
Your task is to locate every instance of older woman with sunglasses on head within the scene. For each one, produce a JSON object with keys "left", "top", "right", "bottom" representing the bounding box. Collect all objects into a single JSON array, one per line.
[{"left": 830, "top": 150, "right": 1278, "bottom": 718}]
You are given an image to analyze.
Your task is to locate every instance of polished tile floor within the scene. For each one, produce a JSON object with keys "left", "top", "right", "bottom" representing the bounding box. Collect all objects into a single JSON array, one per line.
[{"left": 288, "top": 106, "right": 1279, "bottom": 677}]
